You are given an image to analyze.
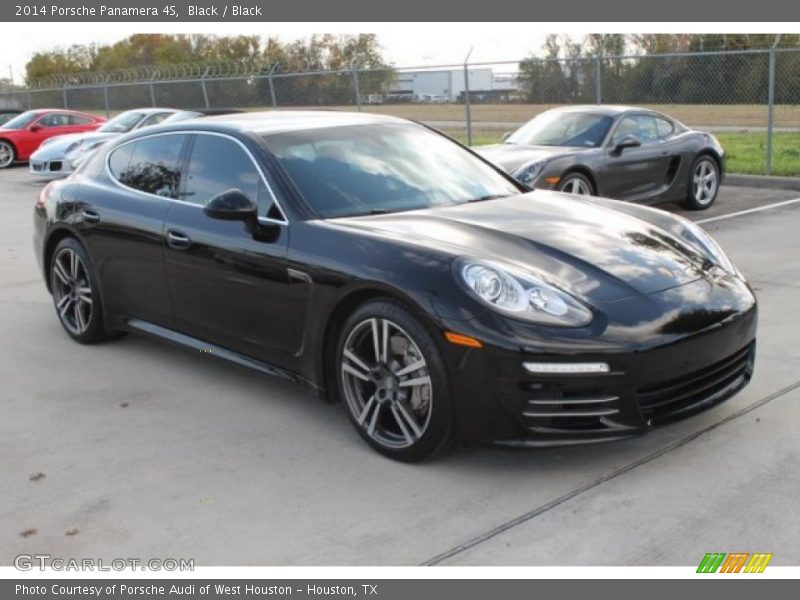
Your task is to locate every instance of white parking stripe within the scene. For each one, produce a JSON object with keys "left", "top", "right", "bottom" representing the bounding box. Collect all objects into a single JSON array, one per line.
[{"left": 697, "top": 197, "right": 800, "bottom": 224}]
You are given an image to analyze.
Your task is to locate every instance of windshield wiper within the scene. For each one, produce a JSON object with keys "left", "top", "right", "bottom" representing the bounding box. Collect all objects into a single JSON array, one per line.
[{"left": 466, "top": 194, "right": 509, "bottom": 203}]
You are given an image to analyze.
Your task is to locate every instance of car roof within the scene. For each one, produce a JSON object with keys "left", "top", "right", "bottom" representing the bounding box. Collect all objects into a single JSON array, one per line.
[
  {"left": 172, "top": 110, "right": 408, "bottom": 135},
  {"left": 546, "top": 105, "right": 661, "bottom": 117}
]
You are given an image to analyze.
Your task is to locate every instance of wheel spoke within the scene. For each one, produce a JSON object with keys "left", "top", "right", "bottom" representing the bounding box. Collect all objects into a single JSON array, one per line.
[
  {"left": 343, "top": 363, "right": 370, "bottom": 382},
  {"left": 76, "top": 285, "right": 92, "bottom": 304},
  {"left": 357, "top": 395, "right": 377, "bottom": 426},
  {"left": 394, "top": 359, "right": 426, "bottom": 378},
  {"left": 398, "top": 375, "right": 432, "bottom": 389},
  {"left": 370, "top": 318, "right": 382, "bottom": 363},
  {"left": 395, "top": 402, "right": 423, "bottom": 439},
  {"left": 344, "top": 349, "right": 372, "bottom": 373},
  {"left": 56, "top": 295, "right": 71, "bottom": 316},
  {"left": 69, "top": 251, "right": 79, "bottom": 279},
  {"left": 74, "top": 303, "right": 86, "bottom": 331},
  {"left": 53, "top": 260, "right": 70, "bottom": 285},
  {"left": 367, "top": 402, "right": 381, "bottom": 436},
  {"left": 390, "top": 405, "right": 415, "bottom": 445}
]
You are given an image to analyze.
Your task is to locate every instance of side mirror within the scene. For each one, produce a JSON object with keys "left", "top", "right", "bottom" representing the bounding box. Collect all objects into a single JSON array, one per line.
[
  {"left": 614, "top": 134, "right": 641, "bottom": 154},
  {"left": 501, "top": 131, "right": 513, "bottom": 143},
  {"left": 29, "top": 124, "right": 42, "bottom": 132},
  {"left": 203, "top": 189, "right": 257, "bottom": 222}
]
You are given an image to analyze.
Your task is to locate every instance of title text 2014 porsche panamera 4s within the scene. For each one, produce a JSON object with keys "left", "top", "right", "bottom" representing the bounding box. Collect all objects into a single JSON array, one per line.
[{"left": 33, "top": 111, "right": 757, "bottom": 461}]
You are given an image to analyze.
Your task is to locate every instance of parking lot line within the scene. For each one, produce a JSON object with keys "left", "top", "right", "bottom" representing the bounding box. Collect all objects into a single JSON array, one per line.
[{"left": 697, "top": 197, "right": 800, "bottom": 224}]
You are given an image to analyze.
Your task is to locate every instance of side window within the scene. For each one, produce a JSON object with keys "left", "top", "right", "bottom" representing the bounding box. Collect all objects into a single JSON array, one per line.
[
  {"left": 184, "top": 135, "right": 268, "bottom": 213},
  {"left": 634, "top": 116, "right": 658, "bottom": 143},
  {"left": 38, "top": 113, "right": 70, "bottom": 128},
  {"left": 111, "top": 134, "right": 187, "bottom": 198},
  {"left": 611, "top": 117, "right": 639, "bottom": 146},
  {"left": 656, "top": 118, "right": 674, "bottom": 139},
  {"left": 612, "top": 115, "right": 658, "bottom": 145},
  {"left": 68, "top": 114, "right": 93, "bottom": 126},
  {"left": 138, "top": 112, "right": 172, "bottom": 129}
]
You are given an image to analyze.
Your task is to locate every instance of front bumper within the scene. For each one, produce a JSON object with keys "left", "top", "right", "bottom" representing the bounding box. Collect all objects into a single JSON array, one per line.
[
  {"left": 437, "top": 276, "right": 758, "bottom": 446},
  {"left": 30, "top": 158, "right": 72, "bottom": 179}
]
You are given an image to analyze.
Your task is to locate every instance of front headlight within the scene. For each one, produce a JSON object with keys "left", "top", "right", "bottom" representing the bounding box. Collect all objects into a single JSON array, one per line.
[
  {"left": 513, "top": 161, "right": 545, "bottom": 186},
  {"left": 455, "top": 258, "right": 592, "bottom": 327},
  {"left": 680, "top": 220, "right": 739, "bottom": 277}
]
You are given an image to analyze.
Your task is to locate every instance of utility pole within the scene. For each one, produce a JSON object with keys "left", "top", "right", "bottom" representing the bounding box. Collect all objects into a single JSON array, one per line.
[{"left": 463, "top": 46, "right": 474, "bottom": 146}]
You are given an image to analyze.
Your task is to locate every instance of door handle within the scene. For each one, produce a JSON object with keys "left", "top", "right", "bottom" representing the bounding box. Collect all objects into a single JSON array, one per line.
[
  {"left": 166, "top": 229, "right": 192, "bottom": 249},
  {"left": 81, "top": 209, "right": 100, "bottom": 224}
]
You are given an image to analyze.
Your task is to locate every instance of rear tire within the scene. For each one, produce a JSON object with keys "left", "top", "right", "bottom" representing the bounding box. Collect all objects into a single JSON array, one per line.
[
  {"left": 557, "top": 172, "right": 595, "bottom": 196},
  {"left": 683, "top": 155, "right": 720, "bottom": 210},
  {"left": 49, "top": 237, "right": 114, "bottom": 344},
  {"left": 335, "top": 298, "right": 453, "bottom": 462},
  {"left": 0, "top": 141, "right": 15, "bottom": 169}
]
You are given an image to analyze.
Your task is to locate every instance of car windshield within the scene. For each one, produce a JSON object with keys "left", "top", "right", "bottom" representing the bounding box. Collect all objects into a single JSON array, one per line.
[
  {"left": 263, "top": 123, "right": 520, "bottom": 219},
  {"left": 99, "top": 111, "right": 144, "bottom": 133},
  {"left": 1, "top": 111, "right": 39, "bottom": 130},
  {"left": 506, "top": 112, "right": 614, "bottom": 148}
]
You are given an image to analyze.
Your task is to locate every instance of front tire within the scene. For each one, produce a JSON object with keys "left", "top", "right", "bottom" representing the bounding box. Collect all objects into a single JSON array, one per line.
[
  {"left": 557, "top": 172, "right": 595, "bottom": 196},
  {"left": 49, "top": 237, "right": 113, "bottom": 344},
  {"left": 0, "top": 141, "right": 15, "bottom": 169},
  {"left": 336, "top": 299, "right": 453, "bottom": 462},
  {"left": 683, "top": 155, "right": 720, "bottom": 210}
]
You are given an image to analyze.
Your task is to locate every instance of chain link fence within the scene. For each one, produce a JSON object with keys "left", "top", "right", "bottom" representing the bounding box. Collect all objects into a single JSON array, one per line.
[{"left": 2, "top": 48, "right": 799, "bottom": 175}]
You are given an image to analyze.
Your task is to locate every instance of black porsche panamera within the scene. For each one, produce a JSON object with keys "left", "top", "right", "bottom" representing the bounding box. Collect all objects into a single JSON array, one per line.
[{"left": 34, "top": 111, "right": 757, "bottom": 461}]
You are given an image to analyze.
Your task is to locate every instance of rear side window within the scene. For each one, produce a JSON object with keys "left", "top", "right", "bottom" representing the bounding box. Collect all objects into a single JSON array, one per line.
[
  {"left": 183, "top": 134, "right": 268, "bottom": 213},
  {"left": 68, "top": 114, "right": 94, "bottom": 125},
  {"left": 108, "top": 134, "right": 188, "bottom": 198},
  {"left": 656, "top": 117, "right": 674, "bottom": 139},
  {"left": 139, "top": 112, "right": 172, "bottom": 128}
]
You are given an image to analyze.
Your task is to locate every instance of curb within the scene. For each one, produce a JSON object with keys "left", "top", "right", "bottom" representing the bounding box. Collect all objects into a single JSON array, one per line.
[{"left": 726, "top": 174, "right": 800, "bottom": 192}]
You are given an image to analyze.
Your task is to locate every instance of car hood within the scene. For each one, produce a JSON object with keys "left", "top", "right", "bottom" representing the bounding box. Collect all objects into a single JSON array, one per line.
[
  {"left": 31, "top": 132, "right": 117, "bottom": 159},
  {"left": 333, "top": 192, "right": 710, "bottom": 304},
  {"left": 476, "top": 143, "right": 589, "bottom": 173}
]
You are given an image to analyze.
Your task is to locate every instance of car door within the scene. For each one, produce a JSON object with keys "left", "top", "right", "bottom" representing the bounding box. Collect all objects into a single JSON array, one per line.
[
  {"left": 78, "top": 132, "right": 190, "bottom": 327},
  {"left": 601, "top": 114, "right": 674, "bottom": 200},
  {"left": 163, "top": 132, "right": 307, "bottom": 365}
]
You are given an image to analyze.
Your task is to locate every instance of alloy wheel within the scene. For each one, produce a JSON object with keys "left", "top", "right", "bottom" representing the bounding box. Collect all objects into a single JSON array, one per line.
[
  {"left": 693, "top": 158, "right": 718, "bottom": 205},
  {"left": 52, "top": 247, "right": 94, "bottom": 335},
  {"left": 0, "top": 142, "right": 14, "bottom": 168},
  {"left": 340, "top": 318, "right": 433, "bottom": 449},
  {"left": 561, "top": 176, "right": 592, "bottom": 195}
]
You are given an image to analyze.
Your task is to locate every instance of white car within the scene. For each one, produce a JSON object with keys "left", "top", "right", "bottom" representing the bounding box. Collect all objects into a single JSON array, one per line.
[{"left": 29, "top": 108, "right": 177, "bottom": 179}]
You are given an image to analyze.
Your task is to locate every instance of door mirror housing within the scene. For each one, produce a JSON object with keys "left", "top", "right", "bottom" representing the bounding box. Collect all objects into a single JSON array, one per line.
[
  {"left": 501, "top": 131, "right": 513, "bottom": 143},
  {"left": 29, "top": 124, "right": 42, "bottom": 132},
  {"left": 203, "top": 189, "right": 257, "bottom": 222},
  {"left": 614, "top": 134, "right": 642, "bottom": 154}
]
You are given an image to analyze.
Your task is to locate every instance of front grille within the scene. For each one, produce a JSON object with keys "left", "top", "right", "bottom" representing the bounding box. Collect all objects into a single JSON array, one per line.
[
  {"left": 637, "top": 344, "right": 752, "bottom": 422},
  {"left": 520, "top": 383, "right": 622, "bottom": 431},
  {"left": 49, "top": 161, "right": 62, "bottom": 171}
]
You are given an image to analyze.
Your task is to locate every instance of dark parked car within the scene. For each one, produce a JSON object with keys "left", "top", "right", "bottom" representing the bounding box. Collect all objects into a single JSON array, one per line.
[
  {"left": 34, "top": 111, "right": 756, "bottom": 461},
  {"left": 477, "top": 105, "right": 725, "bottom": 210}
]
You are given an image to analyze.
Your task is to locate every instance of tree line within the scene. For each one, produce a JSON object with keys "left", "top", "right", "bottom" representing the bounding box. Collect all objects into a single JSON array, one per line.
[{"left": 517, "top": 34, "right": 800, "bottom": 105}]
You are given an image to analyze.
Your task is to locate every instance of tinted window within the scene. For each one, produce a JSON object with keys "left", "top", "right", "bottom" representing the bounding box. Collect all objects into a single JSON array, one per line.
[
  {"left": 68, "top": 114, "right": 93, "bottom": 125},
  {"left": 139, "top": 112, "right": 172, "bottom": 128},
  {"left": 506, "top": 112, "right": 613, "bottom": 148},
  {"left": 1, "top": 111, "right": 37, "bottom": 129},
  {"left": 263, "top": 123, "right": 520, "bottom": 218},
  {"left": 184, "top": 135, "right": 263, "bottom": 210},
  {"left": 612, "top": 115, "right": 659, "bottom": 145},
  {"left": 111, "top": 134, "right": 187, "bottom": 198},
  {"left": 38, "top": 113, "right": 71, "bottom": 128},
  {"left": 99, "top": 111, "right": 144, "bottom": 133}
]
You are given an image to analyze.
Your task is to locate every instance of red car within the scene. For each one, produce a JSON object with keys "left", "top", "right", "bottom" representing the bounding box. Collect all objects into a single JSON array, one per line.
[{"left": 0, "top": 109, "right": 106, "bottom": 169}]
